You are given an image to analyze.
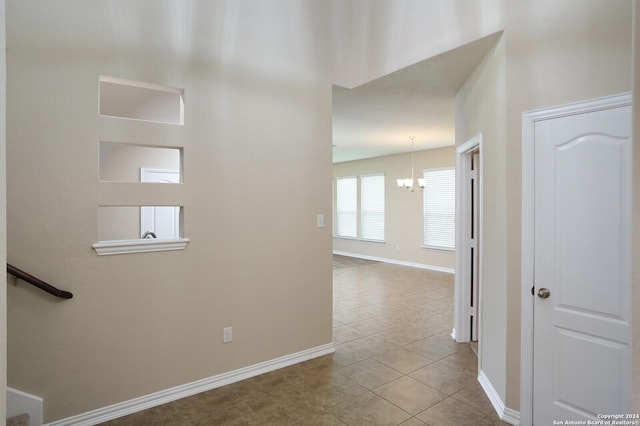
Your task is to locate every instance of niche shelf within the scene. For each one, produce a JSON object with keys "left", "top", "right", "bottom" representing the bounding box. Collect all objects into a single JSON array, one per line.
[
  {"left": 99, "top": 76, "right": 184, "bottom": 125},
  {"left": 92, "top": 238, "right": 190, "bottom": 256}
]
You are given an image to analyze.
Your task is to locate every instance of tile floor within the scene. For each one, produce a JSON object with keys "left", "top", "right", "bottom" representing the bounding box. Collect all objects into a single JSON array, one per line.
[{"left": 101, "top": 256, "right": 507, "bottom": 425}]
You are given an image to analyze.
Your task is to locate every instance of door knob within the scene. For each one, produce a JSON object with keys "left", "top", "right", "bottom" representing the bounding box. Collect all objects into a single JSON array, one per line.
[{"left": 537, "top": 288, "right": 551, "bottom": 299}]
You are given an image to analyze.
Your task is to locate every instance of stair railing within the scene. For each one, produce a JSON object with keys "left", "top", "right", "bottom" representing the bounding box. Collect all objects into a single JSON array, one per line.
[{"left": 7, "top": 264, "right": 73, "bottom": 299}]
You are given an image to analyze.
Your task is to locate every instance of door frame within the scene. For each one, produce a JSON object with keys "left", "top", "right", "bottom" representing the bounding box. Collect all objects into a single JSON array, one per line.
[
  {"left": 520, "top": 92, "right": 632, "bottom": 425},
  {"left": 454, "top": 133, "right": 483, "bottom": 345},
  {"left": 140, "top": 168, "right": 181, "bottom": 239}
]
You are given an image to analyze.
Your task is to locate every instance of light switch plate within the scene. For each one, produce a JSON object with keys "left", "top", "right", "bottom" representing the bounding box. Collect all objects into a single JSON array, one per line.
[{"left": 223, "top": 327, "right": 233, "bottom": 343}]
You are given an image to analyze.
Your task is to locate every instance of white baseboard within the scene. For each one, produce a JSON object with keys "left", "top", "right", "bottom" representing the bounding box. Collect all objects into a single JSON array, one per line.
[
  {"left": 477, "top": 370, "right": 520, "bottom": 425},
  {"left": 46, "top": 343, "right": 335, "bottom": 426},
  {"left": 8, "top": 387, "right": 44, "bottom": 426},
  {"left": 332, "top": 251, "right": 455, "bottom": 274},
  {"left": 502, "top": 406, "right": 522, "bottom": 425}
]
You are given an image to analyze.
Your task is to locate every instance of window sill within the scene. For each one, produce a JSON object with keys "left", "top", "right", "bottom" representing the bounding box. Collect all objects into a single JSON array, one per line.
[
  {"left": 421, "top": 245, "right": 455, "bottom": 252},
  {"left": 334, "top": 236, "right": 386, "bottom": 244},
  {"left": 92, "top": 238, "right": 190, "bottom": 256},
  {"left": 334, "top": 236, "right": 358, "bottom": 241},
  {"left": 360, "top": 238, "right": 386, "bottom": 244}
]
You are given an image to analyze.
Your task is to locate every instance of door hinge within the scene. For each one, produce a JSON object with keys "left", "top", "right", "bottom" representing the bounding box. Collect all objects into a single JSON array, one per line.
[{"left": 466, "top": 306, "right": 477, "bottom": 316}]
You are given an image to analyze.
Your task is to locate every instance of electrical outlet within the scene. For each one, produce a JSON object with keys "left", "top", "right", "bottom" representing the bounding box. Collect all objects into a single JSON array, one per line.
[{"left": 223, "top": 327, "right": 233, "bottom": 343}]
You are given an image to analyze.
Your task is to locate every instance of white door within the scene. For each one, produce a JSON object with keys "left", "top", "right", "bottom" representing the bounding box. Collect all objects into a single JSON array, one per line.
[
  {"left": 140, "top": 168, "right": 180, "bottom": 239},
  {"left": 532, "top": 96, "right": 632, "bottom": 423}
]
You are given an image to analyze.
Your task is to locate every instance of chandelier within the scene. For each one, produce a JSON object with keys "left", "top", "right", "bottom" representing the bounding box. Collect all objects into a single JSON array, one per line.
[{"left": 397, "top": 136, "right": 426, "bottom": 191}]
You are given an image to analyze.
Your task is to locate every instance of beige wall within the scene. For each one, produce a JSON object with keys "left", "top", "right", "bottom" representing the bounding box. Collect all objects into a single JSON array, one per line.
[
  {"left": 333, "top": 147, "right": 456, "bottom": 271},
  {"left": 456, "top": 34, "right": 507, "bottom": 401},
  {"left": 0, "top": 0, "right": 6, "bottom": 420},
  {"left": 503, "top": 0, "right": 633, "bottom": 410},
  {"left": 4, "top": 1, "right": 636, "bottom": 422},
  {"left": 334, "top": 0, "right": 504, "bottom": 88},
  {"left": 457, "top": 0, "right": 633, "bottom": 412},
  {"left": 633, "top": 0, "right": 640, "bottom": 412},
  {"left": 6, "top": 1, "right": 333, "bottom": 422}
]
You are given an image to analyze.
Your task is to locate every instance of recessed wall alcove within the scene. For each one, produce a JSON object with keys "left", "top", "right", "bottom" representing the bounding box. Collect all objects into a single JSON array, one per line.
[
  {"left": 99, "top": 76, "right": 184, "bottom": 125},
  {"left": 96, "top": 76, "right": 188, "bottom": 255}
]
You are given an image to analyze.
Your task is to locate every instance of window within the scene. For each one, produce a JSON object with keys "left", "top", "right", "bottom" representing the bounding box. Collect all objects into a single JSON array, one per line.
[
  {"left": 423, "top": 168, "right": 455, "bottom": 250},
  {"left": 335, "top": 174, "right": 385, "bottom": 241},
  {"left": 336, "top": 177, "right": 357, "bottom": 238},
  {"left": 360, "top": 174, "right": 385, "bottom": 241}
]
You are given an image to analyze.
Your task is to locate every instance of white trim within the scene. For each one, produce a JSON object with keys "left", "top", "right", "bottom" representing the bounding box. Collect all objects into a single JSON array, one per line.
[
  {"left": 140, "top": 168, "right": 181, "bottom": 183},
  {"left": 457, "top": 135, "right": 482, "bottom": 154},
  {"left": 520, "top": 92, "right": 632, "bottom": 426},
  {"left": 140, "top": 169, "right": 182, "bottom": 240},
  {"left": 7, "top": 387, "right": 43, "bottom": 426},
  {"left": 333, "top": 237, "right": 386, "bottom": 244},
  {"left": 502, "top": 407, "right": 522, "bottom": 426},
  {"left": 420, "top": 245, "right": 455, "bottom": 252},
  {"left": 92, "top": 238, "right": 190, "bottom": 256},
  {"left": 332, "top": 250, "right": 454, "bottom": 274},
  {"left": 333, "top": 236, "right": 358, "bottom": 242},
  {"left": 45, "top": 343, "right": 335, "bottom": 426},
  {"left": 478, "top": 371, "right": 520, "bottom": 425},
  {"left": 520, "top": 98, "right": 536, "bottom": 426},
  {"left": 358, "top": 238, "right": 386, "bottom": 244},
  {"left": 454, "top": 133, "right": 483, "bottom": 344},
  {"left": 477, "top": 371, "right": 504, "bottom": 418}
]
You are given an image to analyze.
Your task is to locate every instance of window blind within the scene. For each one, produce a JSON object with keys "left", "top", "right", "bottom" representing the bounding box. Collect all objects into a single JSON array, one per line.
[
  {"left": 360, "top": 174, "right": 385, "bottom": 241},
  {"left": 423, "top": 168, "right": 456, "bottom": 250},
  {"left": 336, "top": 177, "right": 357, "bottom": 238}
]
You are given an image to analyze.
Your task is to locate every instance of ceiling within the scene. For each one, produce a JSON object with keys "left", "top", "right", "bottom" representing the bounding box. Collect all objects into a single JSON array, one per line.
[{"left": 332, "top": 33, "right": 501, "bottom": 163}]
